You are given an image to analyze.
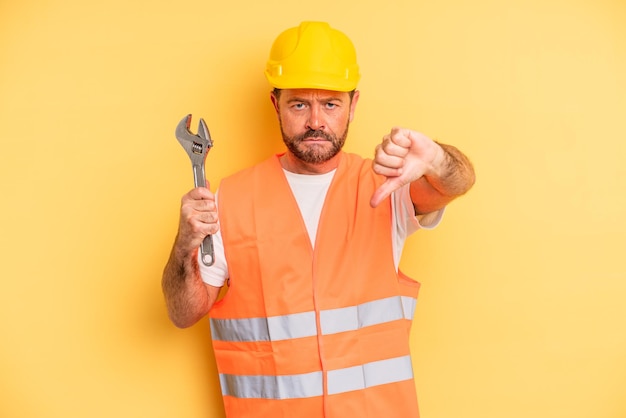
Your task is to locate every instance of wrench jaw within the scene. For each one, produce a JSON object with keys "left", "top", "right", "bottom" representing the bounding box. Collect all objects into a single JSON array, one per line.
[
  {"left": 175, "top": 113, "right": 214, "bottom": 187},
  {"left": 197, "top": 118, "right": 213, "bottom": 148},
  {"left": 175, "top": 114, "right": 213, "bottom": 164}
]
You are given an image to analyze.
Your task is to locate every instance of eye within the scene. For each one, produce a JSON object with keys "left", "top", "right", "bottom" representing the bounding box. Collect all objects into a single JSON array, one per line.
[
  {"left": 292, "top": 102, "right": 306, "bottom": 110},
  {"left": 325, "top": 102, "right": 338, "bottom": 109}
]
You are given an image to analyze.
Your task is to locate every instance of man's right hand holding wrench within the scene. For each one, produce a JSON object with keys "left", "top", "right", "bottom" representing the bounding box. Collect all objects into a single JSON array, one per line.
[{"left": 161, "top": 114, "right": 221, "bottom": 329}]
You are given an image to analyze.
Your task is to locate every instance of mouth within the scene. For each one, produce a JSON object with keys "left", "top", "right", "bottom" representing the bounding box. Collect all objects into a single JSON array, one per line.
[{"left": 303, "top": 138, "right": 328, "bottom": 142}]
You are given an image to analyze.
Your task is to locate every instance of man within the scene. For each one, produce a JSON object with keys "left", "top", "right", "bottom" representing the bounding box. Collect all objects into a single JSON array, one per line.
[{"left": 162, "top": 21, "right": 475, "bottom": 418}]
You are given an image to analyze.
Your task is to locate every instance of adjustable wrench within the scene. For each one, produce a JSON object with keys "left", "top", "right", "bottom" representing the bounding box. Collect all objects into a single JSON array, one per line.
[{"left": 175, "top": 114, "right": 215, "bottom": 266}]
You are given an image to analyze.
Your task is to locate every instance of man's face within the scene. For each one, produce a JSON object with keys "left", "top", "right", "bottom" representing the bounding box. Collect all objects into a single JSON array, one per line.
[{"left": 271, "top": 89, "right": 359, "bottom": 165}]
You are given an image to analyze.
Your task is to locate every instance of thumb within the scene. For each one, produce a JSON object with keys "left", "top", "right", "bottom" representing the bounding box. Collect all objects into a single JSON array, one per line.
[{"left": 370, "top": 177, "right": 404, "bottom": 208}]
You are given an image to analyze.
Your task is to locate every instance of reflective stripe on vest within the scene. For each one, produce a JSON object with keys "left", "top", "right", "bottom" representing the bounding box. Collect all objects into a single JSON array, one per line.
[
  {"left": 210, "top": 295, "right": 416, "bottom": 342},
  {"left": 220, "top": 371, "right": 324, "bottom": 400},
  {"left": 219, "top": 355, "right": 413, "bottom": 399}
]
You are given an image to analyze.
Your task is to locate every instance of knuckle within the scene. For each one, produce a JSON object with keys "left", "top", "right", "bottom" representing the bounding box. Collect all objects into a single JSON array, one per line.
[{"left": 372, "top": 164, "right": 384, "bottom": 175}]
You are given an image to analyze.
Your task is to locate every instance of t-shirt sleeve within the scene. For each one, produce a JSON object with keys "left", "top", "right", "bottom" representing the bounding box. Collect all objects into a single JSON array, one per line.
[
  {"left": 391, "top": 184, "right": 445, "bottom": 268},
  {"left": 393, "top": 183, "right": 445, "bottom": 235}
]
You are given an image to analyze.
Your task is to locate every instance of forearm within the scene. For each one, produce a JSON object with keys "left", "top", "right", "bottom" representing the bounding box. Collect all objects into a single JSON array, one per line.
[
  {"left": 430, "top": 142, "right": 475, "bottom": 196},
  {"left": 410, "top": 142, "right": 475, "bottom": 214},
  {"left": 161, "top": 242, "right": 210, "bottom": 328}
]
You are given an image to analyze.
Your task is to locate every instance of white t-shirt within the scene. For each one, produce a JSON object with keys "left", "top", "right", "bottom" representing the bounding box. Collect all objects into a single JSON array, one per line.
[{"left": 199, "top": 169, "right": 443, "bottom": 287}]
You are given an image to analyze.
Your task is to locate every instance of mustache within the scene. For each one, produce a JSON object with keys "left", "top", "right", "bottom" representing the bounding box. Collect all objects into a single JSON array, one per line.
[{"left": 293, "top": 129, "right": 334, "bottom": 142}]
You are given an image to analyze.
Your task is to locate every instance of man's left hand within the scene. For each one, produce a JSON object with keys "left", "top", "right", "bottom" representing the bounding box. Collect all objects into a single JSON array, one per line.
[{"left": 370, "top": 127, "right": 443, "bottom": 208}]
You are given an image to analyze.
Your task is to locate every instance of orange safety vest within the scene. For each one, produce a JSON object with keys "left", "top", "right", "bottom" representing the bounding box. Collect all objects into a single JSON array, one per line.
[{"left": 210, "top": 152, "right": 421, "bottom": 418}]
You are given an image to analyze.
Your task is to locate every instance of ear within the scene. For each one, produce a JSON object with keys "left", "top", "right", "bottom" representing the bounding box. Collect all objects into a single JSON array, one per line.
[
  {"left": 270, "top": 91, "right": 280, "bottom": 115},
  {"left": 349, "top": 90, "right": 360, "bottom": 122}
]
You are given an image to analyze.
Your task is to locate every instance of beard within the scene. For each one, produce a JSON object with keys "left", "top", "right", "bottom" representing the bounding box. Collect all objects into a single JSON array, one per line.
[{"left": 280, "top": 121, "right": 350, "bottom": 165}]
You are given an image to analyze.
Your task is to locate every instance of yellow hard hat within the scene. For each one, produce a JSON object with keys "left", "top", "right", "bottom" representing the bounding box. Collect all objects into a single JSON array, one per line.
[{"left": 264, "top": 21, "right": 360, "bottom": 92}]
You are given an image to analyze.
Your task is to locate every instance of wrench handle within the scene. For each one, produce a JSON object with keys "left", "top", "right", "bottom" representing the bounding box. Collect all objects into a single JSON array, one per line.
[
  {"left": 192, "top": 163, "right": 215, "bottom": 266},
  {"left": 200, "top": 235, "right": 215, "bottom": 267}
]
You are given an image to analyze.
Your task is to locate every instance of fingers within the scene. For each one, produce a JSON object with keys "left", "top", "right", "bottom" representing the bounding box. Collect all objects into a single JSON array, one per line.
[
  {"left": 181, "top": 187, "right": 219, "bottom": 230},
  {"left": 177, "top": 186, "right": 219, "bottom": 253},
  {"left": 370, "top": 127, "right": 423, "bottom": 208},
  {"left": 372, "top": 127, "right": 412, "bottom": 176},
  {"left": 186, "top": 184, "right": 214, "bottom": 201}
]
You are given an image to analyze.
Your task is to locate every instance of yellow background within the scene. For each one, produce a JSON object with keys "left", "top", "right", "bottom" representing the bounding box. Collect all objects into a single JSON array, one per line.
[{"left": 2, "top": 0, "right": 625, "bottom": 417}]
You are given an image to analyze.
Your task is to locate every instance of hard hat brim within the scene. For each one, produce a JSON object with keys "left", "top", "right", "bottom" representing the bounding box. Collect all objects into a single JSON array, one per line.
[{"left": 264, "top": 70, "right": 359, "bottom": 92}]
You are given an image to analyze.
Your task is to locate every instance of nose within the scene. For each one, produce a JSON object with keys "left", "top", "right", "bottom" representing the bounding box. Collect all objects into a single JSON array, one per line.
[{"left": 306, "top": 105, "right": 325, "bottom": 131}]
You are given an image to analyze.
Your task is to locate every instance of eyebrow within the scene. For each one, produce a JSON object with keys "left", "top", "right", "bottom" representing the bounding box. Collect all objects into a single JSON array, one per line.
[{"left": 286, "top": 96, "right": 345, "bottom": 104}]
